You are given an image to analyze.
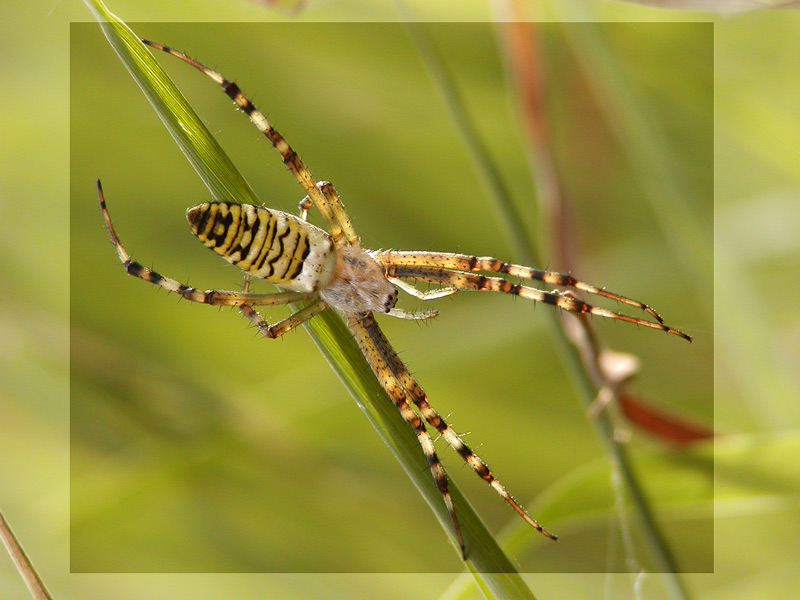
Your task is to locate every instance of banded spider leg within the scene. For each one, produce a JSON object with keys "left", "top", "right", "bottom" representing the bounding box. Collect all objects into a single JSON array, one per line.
[{"left": 372, "top": 251, "right": 692, "bottom": 342}]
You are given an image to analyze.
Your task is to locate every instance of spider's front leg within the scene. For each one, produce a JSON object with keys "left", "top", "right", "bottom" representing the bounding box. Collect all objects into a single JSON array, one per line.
[
  {"left": 349, "top": 311, "right": 557, "bottom": 560},
  {"left": 346, "top": 312, "right": 467, "bottom": 558},
  {"left": 372, "top": 250, "right": 691, "bottom": 341}
]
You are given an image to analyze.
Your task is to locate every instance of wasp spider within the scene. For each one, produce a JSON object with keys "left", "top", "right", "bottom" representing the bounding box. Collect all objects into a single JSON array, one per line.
[{"left": 97, "top": 40, "right": 691, "bottom": 560}]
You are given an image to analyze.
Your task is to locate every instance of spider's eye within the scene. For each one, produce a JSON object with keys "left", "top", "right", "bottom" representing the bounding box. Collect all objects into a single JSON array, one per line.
[{"left": 383, "top": 289, "right": 399, "bottom": 311}]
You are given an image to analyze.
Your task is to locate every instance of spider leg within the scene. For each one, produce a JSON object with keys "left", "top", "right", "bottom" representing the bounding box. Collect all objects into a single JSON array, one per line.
[
  {"left": 311, "top": 181, "right": 358, "bottom": 247},
  {"left": 381, "top": 262, "right": 691, "bottom": 341},
  {"left": 354, "top": 312, "right": 558, "bottom": 547},
  {"left": 298, "top": 197, "right": 313, "bottom": 221},
  {"left": 386, "top": 308, "right": 439, "bottom": 320},
  {"left": 384, "top": 274, "right": 445, "bottom": 318},
  {"left": 388, "top": 277, "right": 459, "bottom": 301},
  {"left": 239, "top": 300, "right": 328, "bottom": 338},
  {"left": 142, "top": 40, "right": 359, "bottom": 248},
  {"left": 235, "top": 273, "right": 328, "bottom": 338},
  {"left": 347, "top": 312, "right": 466, "bottom": 558},
  {"left": 98, "top": 180, "right": 318, "bottom": 337},
  {"left": 239, "top": 271, "right": 257, "bottom": 325},
  {"left": 374, "top": 250, "right": 691, "bottom": 340},
  {"left": 384, "top": 279, "right": 448, "bottom": 318}
]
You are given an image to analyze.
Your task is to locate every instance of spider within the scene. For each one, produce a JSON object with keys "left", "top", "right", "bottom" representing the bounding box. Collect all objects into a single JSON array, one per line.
[{"left": 97, "top": 39, "right": 691, "bottom": 560}]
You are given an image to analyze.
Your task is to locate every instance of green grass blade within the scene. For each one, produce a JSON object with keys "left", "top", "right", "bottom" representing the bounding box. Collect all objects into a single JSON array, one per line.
[
  {"left": 84, "top": 0, "right": 258, "bottom": 205},
  {"left": 85, "top": 2, "right": 535, "bottom": 592},
  {"left": 308, "top": 311, "right": 538, "bottom": 599}
]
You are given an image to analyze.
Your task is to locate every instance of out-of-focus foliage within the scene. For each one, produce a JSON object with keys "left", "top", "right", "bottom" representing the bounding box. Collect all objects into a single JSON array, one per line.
[
  {"left": 609, "top": 0, "right": 800, "bottom": 12},
  {"left": 1, "top": 1, "right": 797, "bottom": 599}
]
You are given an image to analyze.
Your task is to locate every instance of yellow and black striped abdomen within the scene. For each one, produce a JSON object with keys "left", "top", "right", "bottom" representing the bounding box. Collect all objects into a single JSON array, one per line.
[{"left": 186, "top": 202, "right": 337, "bottom": 293}]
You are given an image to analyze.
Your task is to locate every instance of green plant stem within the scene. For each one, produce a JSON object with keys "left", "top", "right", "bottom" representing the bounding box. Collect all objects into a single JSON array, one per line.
[
  {"left": 399, "top": 13, "right": 536, "bottom": 266},
  {"left": 86, "top": 2, "right": 538, "bottom": 595},
  {"left": 506, "top": 17, "right": 693, "bottom": 600},
  {"left": 405, "top": 11, "right": 692, "bottom": 600}
]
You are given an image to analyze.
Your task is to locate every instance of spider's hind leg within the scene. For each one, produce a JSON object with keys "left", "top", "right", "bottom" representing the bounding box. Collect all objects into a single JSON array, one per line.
[{"left": 314, "top": 181, "right": 359, "bottom": 248}]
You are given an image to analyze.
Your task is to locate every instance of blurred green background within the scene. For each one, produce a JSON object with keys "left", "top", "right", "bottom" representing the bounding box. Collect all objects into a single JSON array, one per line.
[
  {"left": 2, "top": 1, "right": 798, "bottom": 599},
  {"left": 70, "top": 19, "right": 712, "bottom": 574}
]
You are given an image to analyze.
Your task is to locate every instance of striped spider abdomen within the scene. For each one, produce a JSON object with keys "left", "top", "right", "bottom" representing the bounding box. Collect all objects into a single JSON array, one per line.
[{"left": 187, "top": 201, "right": 336, "bottom": 294}]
